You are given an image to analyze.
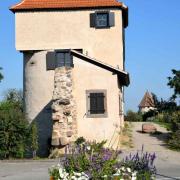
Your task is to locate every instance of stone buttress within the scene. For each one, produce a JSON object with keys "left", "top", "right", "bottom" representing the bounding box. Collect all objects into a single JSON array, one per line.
[{"left": 51, "top": 67, "right": 77, "bottom": 147}]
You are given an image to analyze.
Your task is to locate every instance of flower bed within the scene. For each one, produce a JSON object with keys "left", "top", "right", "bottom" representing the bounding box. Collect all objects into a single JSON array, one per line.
[{"left": 49, "top": 138, "right": 156, "bottom": 180}]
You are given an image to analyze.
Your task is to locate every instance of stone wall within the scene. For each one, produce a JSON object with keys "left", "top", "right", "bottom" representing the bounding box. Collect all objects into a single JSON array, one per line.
[{"left": 51, "top": 67, "right": 77, "bottom": 148}]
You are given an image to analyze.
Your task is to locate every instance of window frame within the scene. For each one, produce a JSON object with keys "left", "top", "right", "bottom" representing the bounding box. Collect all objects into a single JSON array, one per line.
[
  {"left": 55, "top": 49, "right": 73, "bottom": 68},
  {"left": 86, "top": 89, "right": 108, "bottom": 118}
]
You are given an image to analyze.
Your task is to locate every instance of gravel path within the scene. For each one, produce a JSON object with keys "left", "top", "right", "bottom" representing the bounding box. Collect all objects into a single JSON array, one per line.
[{"left": 121, "top": 122, "right": 180, "bottom": 179}]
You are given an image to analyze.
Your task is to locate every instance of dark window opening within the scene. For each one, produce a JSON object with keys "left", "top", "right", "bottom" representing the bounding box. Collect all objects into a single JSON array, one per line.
[
  {"left": 86, "top": 90, "right": 107, "bottom": 118},
  {"left": 90, "top": 11, "right": 115, "bottom": 29},
  {"left": 96, "top": 13, "right": 108, "bottom": 28},
  {"left": 89, "top": 93, "right": 105, "bottom": 114},
  {"left": 56, "top": 51, "right": 73, "bottom": 67}
]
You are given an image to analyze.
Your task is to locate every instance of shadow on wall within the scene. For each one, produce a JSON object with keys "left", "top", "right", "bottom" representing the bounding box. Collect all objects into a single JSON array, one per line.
[{"left": 32, "top": 101, "right": 53, "bottom": 157}]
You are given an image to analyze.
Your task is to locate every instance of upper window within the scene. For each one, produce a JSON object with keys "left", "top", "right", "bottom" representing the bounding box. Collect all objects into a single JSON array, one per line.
[
  {"left": 56, "top": 51, "right": 73, "bottom": 67},
  {"left": 90, "top": 11, "right": 115, "bottom": 29},
  {"left": 46, "top": 49, "right": 83, "bottom": 70},
  {"left": 86, "top": 90, "right": 107, "bottom": 118},
  {"left": 96, "top": 13, "right": 109, "bottom": 28}
]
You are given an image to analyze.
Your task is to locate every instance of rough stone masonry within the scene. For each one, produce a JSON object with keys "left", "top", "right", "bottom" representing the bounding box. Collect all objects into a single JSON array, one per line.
[{"left": 51, "top": 67, "right": 77, "bottom": 148}]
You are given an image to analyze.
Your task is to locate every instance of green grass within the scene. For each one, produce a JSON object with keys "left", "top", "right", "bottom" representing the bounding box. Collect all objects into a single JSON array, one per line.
[{"left": 153, "top": 120, "right": 171, "bottom": 131}]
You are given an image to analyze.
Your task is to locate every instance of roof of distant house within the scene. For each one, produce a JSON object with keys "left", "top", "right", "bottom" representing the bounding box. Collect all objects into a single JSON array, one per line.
[
  {"left": 139, "top": 91, "right": 155, "bottom": 108},
  {"left": 10, "top": 0, "right": 128, "bottom": 27}
]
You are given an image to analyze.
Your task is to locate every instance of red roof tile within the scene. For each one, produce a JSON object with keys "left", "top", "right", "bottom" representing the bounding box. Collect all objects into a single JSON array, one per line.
[
  {"left": 10, "top": 0, "right": 128, "bottom": 27},
  {"left": 10, "top": 0, "right": 126, "bottom": 11},
  {"left": 139, "top": 91, "right": 155, "bottom": 108}
]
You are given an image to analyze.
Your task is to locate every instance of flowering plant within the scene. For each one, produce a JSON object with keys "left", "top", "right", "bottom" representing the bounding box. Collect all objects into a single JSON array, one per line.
[
  {"left": 119, "top": 146, "right": 156, "bottom": 179},
  {"left": 49, "top": 138, "right": 156, "bottom": 180}
]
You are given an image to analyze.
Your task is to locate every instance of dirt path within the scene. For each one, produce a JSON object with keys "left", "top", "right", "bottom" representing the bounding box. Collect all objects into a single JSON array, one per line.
[{"left": 122, "top": 122, "right": 180, "bottom": 178}]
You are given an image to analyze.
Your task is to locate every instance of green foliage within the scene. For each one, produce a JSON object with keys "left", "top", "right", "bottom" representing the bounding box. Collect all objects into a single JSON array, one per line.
[
  {"left": 167, "top": 69, "right": 180, "bottom": 100},
  {"left": 152, "top": 92, "right": 178, "bottom": 113},
  {"left": 75, "top": 136, "right": 86, "bottom": 145},
  {"left": 28, "top": 122, "right": 38, "bottom": 158},
  {"left": 0, "top": 89, "right": 39, "bottom": 159},
  {"left": 125, "top": 110, "right": 143, "bottom": 122},
  {"left": 3, "top": 89, "right": 23, "bottom": 111},
  {"left": 63, "top": 139, "right": 120, "bottom": 179},
  {"left": 49, "top": 165, "right": 61, "bottom": 179},
  {"left": 0, "top": 101, "right": 28, "bottom": 159},
  {"left": 168, "top": 130, "right": 180, "bottom": 151},
  {"left": 142, "top": 109, "right": 158, "bottom": 121},
  {"left": 0, "top": 67, "right": 3, "bottom": 82}
]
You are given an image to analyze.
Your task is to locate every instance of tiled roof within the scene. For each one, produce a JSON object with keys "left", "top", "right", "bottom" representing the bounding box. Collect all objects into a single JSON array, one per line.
[
  {"left": 10, "top": 0, "right": 128, "bottom": 27},
  {"left": 139, "top": 91, "right": 155, "bottom": 108},
  {"left": 10, "top": 0, "right": 126, "bottom": 11}
]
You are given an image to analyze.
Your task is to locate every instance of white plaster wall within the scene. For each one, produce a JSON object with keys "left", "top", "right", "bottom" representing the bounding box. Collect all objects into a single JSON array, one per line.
[
  {"left": 73, "top": 57, "right": 122, "bottom": 146},
  {"left": 16, "top": 9, "right": 124, "bottom": 69},
  {"left": 23, "top": 50, "right": 123, "bottom": 151},
  {"left": 23, "top": 51, "right": 54, "bottom": 121},
  {"left": 140, "top": 107, "right": 156, "bottom": 114}
]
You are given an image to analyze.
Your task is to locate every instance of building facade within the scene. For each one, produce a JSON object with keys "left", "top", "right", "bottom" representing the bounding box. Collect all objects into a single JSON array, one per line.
[{"left": 10, "top": 0, "right": 129, "bottom": 157}]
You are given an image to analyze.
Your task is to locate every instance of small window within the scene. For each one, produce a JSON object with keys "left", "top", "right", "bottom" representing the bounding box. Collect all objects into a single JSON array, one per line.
[
  {"left": 90, "top": 11, "right": 115, "bottom": 29},
  {"left": 56, "top": 51, "right": 73, "bottom": 67},
  {"left": 86, "top": 90, "right": 107, "bottom": 118},
  {"left": 96, "top": 13, "right": 108, "bottom": 28}
]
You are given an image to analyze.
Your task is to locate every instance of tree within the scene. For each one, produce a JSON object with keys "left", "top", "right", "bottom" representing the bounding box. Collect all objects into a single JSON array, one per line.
[
  {"left": 3, "top": 89, "right": 23, "bottom": 111},
  {"left": 167, "top": 69, "right": 180, "bottom": 100},
  {"left": 0, "top": 67, "right": 3, "bottom": 82},
  {"left": 151, "top": 92, "right": 178, "bottom": 113}
]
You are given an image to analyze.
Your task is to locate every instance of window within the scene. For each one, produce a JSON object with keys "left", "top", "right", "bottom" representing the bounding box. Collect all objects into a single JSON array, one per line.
[
  {"left": 56, "top": 51, "right": 73, "bottom": 67},
  {"left": 96, "top": 13, "right": 108, "bottom": 28},
  {"left": 90, "top": 11, "right": 115, "bottom": 29},
  {"left": 86, "top": 90, "right": 107, "bottom": 118},
  {"left": 46, "top": 49, "right": 83, "bottom": 70}
]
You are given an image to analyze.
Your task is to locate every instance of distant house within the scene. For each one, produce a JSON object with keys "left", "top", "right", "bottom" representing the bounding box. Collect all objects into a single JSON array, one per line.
[
  {"left": 139, "top": 91, "right": 155, "bottom": 113},
  {"left": 10, "top": 0, "right": 130, "bottom": 157}
]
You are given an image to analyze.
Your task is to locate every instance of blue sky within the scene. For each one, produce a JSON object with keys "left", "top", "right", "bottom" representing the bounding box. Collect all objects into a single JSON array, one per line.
[{"left": 0, "top": 0, "right": 179, "bottom": 111}]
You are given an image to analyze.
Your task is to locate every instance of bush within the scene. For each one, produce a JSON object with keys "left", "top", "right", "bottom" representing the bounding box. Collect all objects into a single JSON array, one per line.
[
  {"left": 0, "top": 89, "right": 39, "bottom": 159},
  {"left": 125, "top": 110, "right": 143, "bottom": 122},
  {"left": 142, "top": 110, "right": 158, "bottom": 122},
  {"left": 168, "top": 130, "right": 180, "bottom": 151},
  {"left": 0, "top": 101, "right": 29, "bottom": 159},
  {"left": 169, "top": 111, "right": 180, "bottom": 132}
]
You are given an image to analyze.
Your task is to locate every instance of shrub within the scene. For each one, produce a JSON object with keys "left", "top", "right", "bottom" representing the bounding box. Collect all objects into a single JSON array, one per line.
[
  {"left": 169, "top": 111, "right": 180, "bottom": 132},
  {"left": 168, "top": 130, "right": 180, "bottom": 151},
  {"left": 0, "top": 101, "right": 29, "bottom": 159},
  {"left": 142, "top": 110, "right": 158, "bottom": 122},
  {"left": 125, "top": 110, "right": 143, "bottom": 122},
  {"left": 0, "top": 89, "right": 39, "bottom": 159}
]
